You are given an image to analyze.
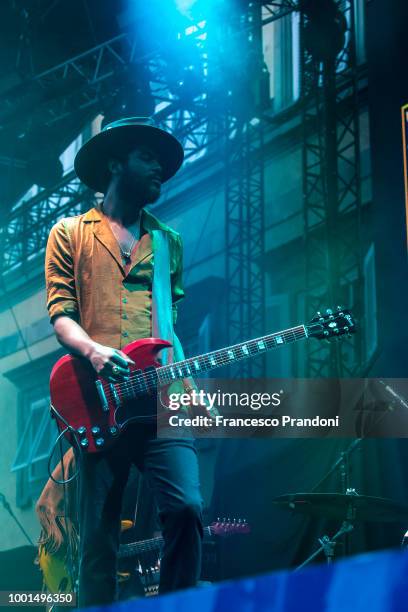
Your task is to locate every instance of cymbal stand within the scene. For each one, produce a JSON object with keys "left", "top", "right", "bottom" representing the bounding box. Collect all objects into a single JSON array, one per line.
[
  {"left": 295, "top": 520, "right": 354, "bottom": 571},
  {"left": 295, "top": 381, "right": 408, "bottom": 570}
]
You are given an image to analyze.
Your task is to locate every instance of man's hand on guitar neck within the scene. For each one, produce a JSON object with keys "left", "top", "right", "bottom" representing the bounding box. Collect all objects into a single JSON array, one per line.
[{"left": 53, "top": 316, "right": 134, "bottom": 383}]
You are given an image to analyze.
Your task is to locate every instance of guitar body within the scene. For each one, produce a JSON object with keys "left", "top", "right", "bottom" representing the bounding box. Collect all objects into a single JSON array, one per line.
[
  {"left": 38, "top": 519, "right": 250, "bottom": 595},
  {"left": 50, "top": 338, "right": 172, "bottom": 453},
  {"left": 38, "top": 544, "right": 74, "bottom": 594}
]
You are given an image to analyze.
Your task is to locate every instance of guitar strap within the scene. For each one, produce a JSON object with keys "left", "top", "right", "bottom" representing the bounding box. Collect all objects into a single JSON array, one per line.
[
  {"left": 151, "top": 229, "right": 186, "bottom": 366},
  {"left": 151, "top": 229, "right": 218, "bottom": 418}
]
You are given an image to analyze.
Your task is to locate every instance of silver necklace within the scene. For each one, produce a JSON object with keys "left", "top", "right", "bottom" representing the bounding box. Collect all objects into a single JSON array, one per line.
[
  {"left": 119, "top": 236, "right": 137, "bottom": 261},
  {"left": 109, "top": 223, "right": 140, "bottom": 262}
]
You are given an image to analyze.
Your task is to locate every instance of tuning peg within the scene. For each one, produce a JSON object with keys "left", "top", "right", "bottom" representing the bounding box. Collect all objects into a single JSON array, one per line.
[
  {"left": 326, "top": 308, "right": 333, "bottom": 315},
  {"left": 337, "top": 305, "right": 343, "bottom": 310}
]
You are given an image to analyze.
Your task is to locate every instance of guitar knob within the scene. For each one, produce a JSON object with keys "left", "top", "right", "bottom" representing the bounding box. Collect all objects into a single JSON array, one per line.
[
  {"left": 77, "top": 426, "right": 86, "bottom": 435},
  {"left": 95, "top": 437, "right": 105, "bottom": 447},
  {"left": 109, "top": 426, "right": 119, "bottom": 436},
  {"left": 91, "top": 426, "right": 101, "bottom": 435},
  {"left": 80, "top": 438, "right": 89, "bottom": 448}
]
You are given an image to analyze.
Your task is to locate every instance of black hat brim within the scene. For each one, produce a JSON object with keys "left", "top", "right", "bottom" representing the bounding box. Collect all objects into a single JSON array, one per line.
[{"left": 74, "top": 124, "right": 184, "bottom": 193}]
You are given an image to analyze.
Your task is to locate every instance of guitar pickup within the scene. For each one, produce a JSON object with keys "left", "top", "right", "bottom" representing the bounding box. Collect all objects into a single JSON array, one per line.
[
  {"left": 95, "top": 380, "right": 109, "bottom": 412},
  {"left": 110, "top": 384, "right": 121, "bottom": 408}
]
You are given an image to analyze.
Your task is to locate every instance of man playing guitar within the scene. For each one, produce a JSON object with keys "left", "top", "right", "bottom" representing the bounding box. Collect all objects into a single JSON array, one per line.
[{"left": 45, "top": 117, "right": 204, "bottom": 607}]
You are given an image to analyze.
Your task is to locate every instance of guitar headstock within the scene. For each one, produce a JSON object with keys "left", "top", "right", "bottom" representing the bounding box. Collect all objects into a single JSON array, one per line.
[
  {"left": 210, "top": 518, "right": 251, "bottom": 537},
  {"left": 306, "top": 307, "right": 356, "bottom": 340}
]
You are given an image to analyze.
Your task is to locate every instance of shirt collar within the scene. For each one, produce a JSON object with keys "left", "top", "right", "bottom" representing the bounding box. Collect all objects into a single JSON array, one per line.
[{"left": 82, "top": 206, "right": 172, "bottom": 234}]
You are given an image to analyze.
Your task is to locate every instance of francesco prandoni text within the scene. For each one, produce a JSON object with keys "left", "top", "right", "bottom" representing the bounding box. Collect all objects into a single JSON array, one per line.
[{"left": 168, "top": 414, "right": 340, "bottom": 428}]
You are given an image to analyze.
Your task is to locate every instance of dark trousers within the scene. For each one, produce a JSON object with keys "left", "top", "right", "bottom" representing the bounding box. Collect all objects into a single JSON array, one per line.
[{"left": 75, "top": 424, "right": 203, "bottom": 608}]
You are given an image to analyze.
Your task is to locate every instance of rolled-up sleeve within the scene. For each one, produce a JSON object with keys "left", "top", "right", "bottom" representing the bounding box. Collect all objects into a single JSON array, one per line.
[{"left": 45, "top": 220, "right": 79, "bottom": 324}]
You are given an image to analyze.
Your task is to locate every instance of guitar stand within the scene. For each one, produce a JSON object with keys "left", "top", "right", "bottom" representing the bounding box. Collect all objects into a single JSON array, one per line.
[{"left": 295, "top": 520, "right": 354, "bottom": 571}]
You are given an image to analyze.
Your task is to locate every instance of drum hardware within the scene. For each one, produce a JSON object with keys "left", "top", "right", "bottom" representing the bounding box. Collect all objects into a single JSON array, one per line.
[
  {"left": 274, "top": 488, "right": 408, "bottom": 570},
  {"left": 274, "top": 403, "right": 408, "bottom": 571}
]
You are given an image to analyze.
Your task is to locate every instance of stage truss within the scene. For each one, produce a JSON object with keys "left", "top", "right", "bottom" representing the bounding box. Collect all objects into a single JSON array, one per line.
[{"left": 0, "top": 1, "right": 365, "bottom": 379}]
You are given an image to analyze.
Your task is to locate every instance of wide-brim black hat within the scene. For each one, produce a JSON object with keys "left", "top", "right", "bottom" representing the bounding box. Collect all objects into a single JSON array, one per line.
[{"left": 74, "top": 117, "right": 184, "bottom": 193}]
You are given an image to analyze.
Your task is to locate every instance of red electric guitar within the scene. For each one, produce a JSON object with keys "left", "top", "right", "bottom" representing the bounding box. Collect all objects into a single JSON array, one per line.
[{"left": 49, "top": 307, "right": 355, "bottom": 452}]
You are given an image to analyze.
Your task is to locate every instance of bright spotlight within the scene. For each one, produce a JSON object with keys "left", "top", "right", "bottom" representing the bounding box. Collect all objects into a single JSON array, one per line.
[{"left": 175, "top": 0, "right": 198, "bottom": 17}]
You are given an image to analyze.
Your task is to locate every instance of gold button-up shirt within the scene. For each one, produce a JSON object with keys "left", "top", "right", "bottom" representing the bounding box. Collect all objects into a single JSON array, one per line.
[{"left": 45, "top": 206, "right": 184, "bottom": 349}]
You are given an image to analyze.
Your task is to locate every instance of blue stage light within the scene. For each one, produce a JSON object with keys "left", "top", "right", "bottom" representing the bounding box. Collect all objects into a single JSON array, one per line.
[{"left": 175, "top": 0, "right": 199, "bottom": 18}]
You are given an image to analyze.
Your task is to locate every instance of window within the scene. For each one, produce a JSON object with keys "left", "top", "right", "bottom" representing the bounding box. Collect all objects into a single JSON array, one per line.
[
  {"left": 12, "top": 392, "right": 59, "bottom": 507},
  {"left": 59, "top": 133, "right": 83, "bottom": 175},
  {"left": 354, "top": 0, "right": 366, "bottom": 65},
  {"left": 262, "top": 11, "right": 300, "bottom": 113},
  {"left": 182, "top": 313, "right": 212, "bottom": 364}
]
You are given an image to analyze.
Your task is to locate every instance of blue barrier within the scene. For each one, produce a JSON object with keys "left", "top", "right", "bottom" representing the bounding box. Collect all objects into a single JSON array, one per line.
[{"left": 88, "top": 548, "right": 408, "bottom": 612}]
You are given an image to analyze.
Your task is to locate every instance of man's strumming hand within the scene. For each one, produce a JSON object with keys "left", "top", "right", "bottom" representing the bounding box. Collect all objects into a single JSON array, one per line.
[
  {"left": 53, "top": 317, "right": 135, "bottom": 382},
  {"left": 86, "top": 343, "right": 135, "bottom": 382}
]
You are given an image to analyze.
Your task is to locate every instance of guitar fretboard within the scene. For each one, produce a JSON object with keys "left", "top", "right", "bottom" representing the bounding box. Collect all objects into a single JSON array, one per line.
[
  {"left": 157, "top": 325, "right": 307, "bottom": 384},
  {"left": 112, "top": 324, "right": 308, "bottom": 401},
  {"left": 119, "top": 525, "right": 213, "bottom": 558}
]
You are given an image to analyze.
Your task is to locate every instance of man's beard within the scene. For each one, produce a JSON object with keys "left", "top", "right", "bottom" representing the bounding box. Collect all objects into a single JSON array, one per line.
[{"left": 118, "top": 169, "right": 161, "bottom": 205}]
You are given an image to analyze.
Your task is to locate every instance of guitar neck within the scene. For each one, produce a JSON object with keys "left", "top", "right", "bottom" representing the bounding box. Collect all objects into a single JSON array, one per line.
[
  {"left": 119, "top": 526, "right": 213, "bottom": 558},
  {"left": 157, "top": 325, "right": 307, "bottom": 384}
]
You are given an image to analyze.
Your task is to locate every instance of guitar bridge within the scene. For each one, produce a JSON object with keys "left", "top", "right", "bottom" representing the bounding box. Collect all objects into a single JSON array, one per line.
[{"left": 95, "top": 380, "right": 109, "bottom": 412}]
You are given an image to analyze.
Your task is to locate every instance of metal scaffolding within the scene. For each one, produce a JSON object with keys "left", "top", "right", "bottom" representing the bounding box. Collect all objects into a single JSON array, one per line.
[
  {"left": 1, "top": 173, "right": 97, "bottom": 273},
  {"left": 224, "top": 2, "right": 266, "bottom": 378},
  {"left": 301, "top": 0, "right": 363, "bottom": 377},
  {"left": 0, "top": 22, "right": 212, "bottom": 276},
  {"left": 0, "top": 1, "right": 365, "bottom": 382},
  {"left": 225, "top": 115, "right": 266, "bottom": 377}
]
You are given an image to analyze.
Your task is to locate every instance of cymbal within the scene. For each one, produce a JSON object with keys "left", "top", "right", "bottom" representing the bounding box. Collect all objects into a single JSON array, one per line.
[{"left": 273, "top": 493, "right": 408, "bottom": 523}]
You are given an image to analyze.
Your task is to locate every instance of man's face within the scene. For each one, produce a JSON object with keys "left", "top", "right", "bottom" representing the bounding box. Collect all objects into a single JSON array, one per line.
[{"left": 112, "top": 145, "right": 162, "bottom": 204}]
